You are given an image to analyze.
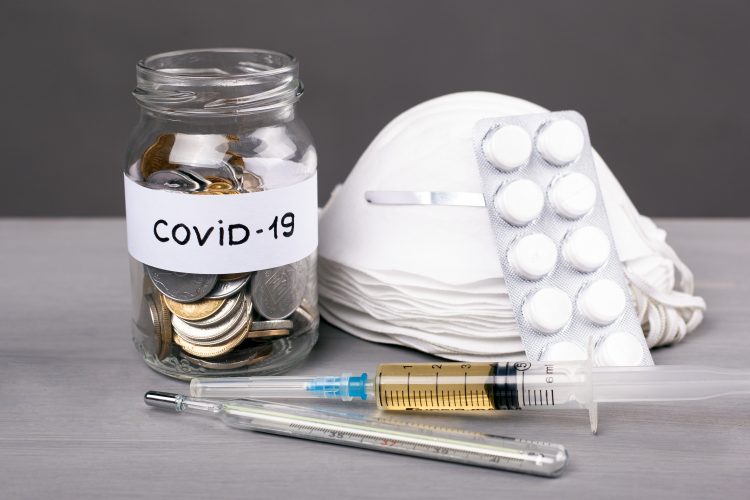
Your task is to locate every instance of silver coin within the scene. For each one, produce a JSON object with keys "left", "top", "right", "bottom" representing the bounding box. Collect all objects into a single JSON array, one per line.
[
  {"left": 140, "top": 293, "right": 161, "bottom": 340},
  {"left": 175, "top": 166, "right": 210, "bottom": 190},
  {"left": 178, "top": 162, "right": 239, "bottom": 189},
  {"left": 251, "top": 260, "right": 308, "bottom": 320},
  {"left": 183, "top": 291, "right": 245, "bottom": 327},
  {"left": 146, "top": 266, "right": 217, "bottom": 303},
  {"left": 147, "top": 170, "right": 204, "bottom": 192},
  {"left": 291, "top": 303, "right": 316, "bottom": 332},
  {"left": 250, "top": 319, "right": 293, "bottom": 331},
  {"left": 205, "top": 274, "right": 251, "bottom": 299},
  {"left": 172, "top": 300, "right": 248, "bottom": 344},
  {"left": 241, "top": 171, "right": 264, "bottom": 193}
]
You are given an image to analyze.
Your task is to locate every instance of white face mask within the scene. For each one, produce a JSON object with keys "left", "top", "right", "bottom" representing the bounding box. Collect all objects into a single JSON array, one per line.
[{"left": 318, "top": 92, "right": 705, "bottom": 360}]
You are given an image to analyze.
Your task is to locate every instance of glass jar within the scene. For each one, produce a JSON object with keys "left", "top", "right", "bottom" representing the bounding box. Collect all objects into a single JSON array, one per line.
[{"left": 125, "top": 48, "right": 319, "bottom": 380}]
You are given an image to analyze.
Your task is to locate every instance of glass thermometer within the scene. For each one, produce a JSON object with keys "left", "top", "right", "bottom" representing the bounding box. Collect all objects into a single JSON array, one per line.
[{"left": 144, "top": 391, "right": 568, "bottom": 477}]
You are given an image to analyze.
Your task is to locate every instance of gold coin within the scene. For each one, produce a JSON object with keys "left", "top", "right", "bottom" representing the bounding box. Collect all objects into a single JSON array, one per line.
[
  {"left": 163, "top": 296, "right": 226, "bottom": 321},
  {"left": 247, "top": 343, "right": 274, "bottom": 364},
  {"left": 207, "top": 182, "right": 234, "bottom": 192},
  {"left": 227, "top": 153, "right": 245, "bottom": 169},
  {"left": 181, "top": 343, "right": 272, "bottom": 370},
  {"left": 140, "top": 134, "right": 178, "bottom": 179},
  {"left": 174, "top": 324, "right": 247, "bottom": 358},
  {"left": 155, "top": 294, "right": 173, "bottom": 360},
  {"left": 194, "top": 188, "right": 240, "bottom": 195},
  {"left": 245, "top": 328, "right": 290, "bottom": 341}
]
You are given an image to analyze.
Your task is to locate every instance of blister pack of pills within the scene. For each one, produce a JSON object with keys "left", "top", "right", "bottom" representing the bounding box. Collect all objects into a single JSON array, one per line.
[{"left": 472, "top": 111, "right": 653, "bottom": 366}]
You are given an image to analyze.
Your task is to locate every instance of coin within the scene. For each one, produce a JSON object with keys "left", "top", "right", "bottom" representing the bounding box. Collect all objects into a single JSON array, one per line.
[
  {"left": 140, "top": 134, "right": 178, "bottom": 179},
  {"left": 155, "top": 294, "right": 173, "bottom": 360},
  {"left": 181, "top": 343, "right": 272, "bottom": 370},
  {"left": 246, "top": 328, "right": 290, "bottom": 341},
  {"left": 219, "top": 272, "right": 252, "bottom": 281},
  {"left": 175, "top": 166, "right": 210, "bottom": 190},
  {"left": 291, "top": 303, "right": 316, "bottom": 332},
  {"left": 179, "top": 163, "right": 238, "bottom": 187},
  {"left": 227, "top": 154, "right": 245, "bottom": 169},
  {"left": 206, "top": 178, "right": 235, "bottom": 192},
  {"left": 251, "top": 260, "right": 308, "bottom": 320},
  {"left": 194, "top": 188, "right": 240, "bottom": 195},
  {"left": 143, "top": 293, "right": 161, "bottom": 343},
  {"left": 246, "top": 343, "right": 274, "bottom": 365},
  {"left": 250, "top": 319, "right": 293, "bottom": 331},
  {"left": 205, "top": 274, "right": 251, "bottom": 299},
  {"left": 146, "top": 266, "right": 217, "bottom": 303},
  {"left": 164, "top": 295, "right": 226, "bottom": 321},
  {"left": 241, "top": 171, "right": 264, "bottom": 193},
  {"left": 183, "top": 291, "right": 244, "bottom": 327},
  {"left": 172, "top": 299, "right": 247, "bottom": 344},
  {"left": 173, "top": 322, "right": 247, "bottom": 358},
  {"left": 147, "top": 170, "right": 204, "bottom": 192}
]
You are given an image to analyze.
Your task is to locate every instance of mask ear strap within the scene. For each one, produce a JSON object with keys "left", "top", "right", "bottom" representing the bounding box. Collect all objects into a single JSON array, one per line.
[
  {"left": 365, "top": 190, "right": 486, "bottom": 207},
  {"left": 617, "top": 201, "right": 706, "bottom": 347}
]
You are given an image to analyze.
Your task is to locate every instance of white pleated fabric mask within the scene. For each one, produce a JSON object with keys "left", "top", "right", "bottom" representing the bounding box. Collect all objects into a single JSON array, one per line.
[{"left": 318, "top": 92, "right": 705, "bottom": 361}]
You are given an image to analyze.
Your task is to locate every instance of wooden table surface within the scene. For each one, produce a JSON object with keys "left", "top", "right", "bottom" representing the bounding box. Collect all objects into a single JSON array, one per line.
[{"left": 1, "top": 218, "right": 748, "bottom": 499}]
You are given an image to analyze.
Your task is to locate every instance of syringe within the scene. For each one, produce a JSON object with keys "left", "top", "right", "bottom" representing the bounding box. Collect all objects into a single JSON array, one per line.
[
  {"left": 190, "top": 360, "right": 750, "bottom": 433},
  {"left": 144, "top": 391, "right": 568, "bottom": 476}
]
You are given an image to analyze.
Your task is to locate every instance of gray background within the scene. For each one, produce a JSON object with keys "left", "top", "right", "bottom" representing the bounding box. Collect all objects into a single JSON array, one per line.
[{"left": 2, "top": 0, "right": 748, "bottom": 217}]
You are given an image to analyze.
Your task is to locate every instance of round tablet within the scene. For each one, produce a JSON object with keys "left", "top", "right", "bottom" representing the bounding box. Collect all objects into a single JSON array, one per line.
[
  {"left": 562, "top": 226, "right": 610, "bottom": 273},
  {"left": 541, "top": 341, "right": 587, "bottom": 362},
  {"left": 549, "top": 172, "right": 597, "bottom": 219},
  {"left": 536, "top": 119, "right": 585, "bottom": 166},
  {"left": 522, "top": 287, "right": 572, "bottom": 334},
  {"left": 578, "top": 279, "right": 626, "bottom": 325},
  {"left": 483, "top": 125, "right": 533, "bottom": 171},
  {"left": 594, "top": 331, "right": 645, "bottom": 366},
  {"left": 507, "top": 233, "right": 557, "bottom": 280},
  {"left": 493, "top": 179, "right": 544, "bottom": 226}
]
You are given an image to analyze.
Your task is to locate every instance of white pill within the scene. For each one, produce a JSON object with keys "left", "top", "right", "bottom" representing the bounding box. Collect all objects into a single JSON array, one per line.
[
  {"left": 536, "top": 119, "right": 585, "bottom": 166},
  {"left": 507, "top": 233, "right": 557, "bottom": 280},
  {"left": 594, "top": 331, "right": 645, "bottom": 366},
  {"left": 493, "top": 179, "right": 545, "bottom": 226},
  {"left": 541, "top": 341, "right": 587, "bottom": 362},
  {"left": 522, "top": 288, "right": 572, "bottom": 334},
  {"left": 578, "top": 279, "right": 626, "bottom": 325},
  {"left": 483, "top": 125, "right": 533, "bottom": 171},
  {"left": 562, "top": 226, "right": 610, "bottom": 272},
  {"left": 549, "top": 172, "right": 597, "bottom": 219}
]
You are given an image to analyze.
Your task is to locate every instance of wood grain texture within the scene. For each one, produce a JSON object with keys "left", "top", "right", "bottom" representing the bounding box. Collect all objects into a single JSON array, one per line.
[{"left": 0, "top": 218, "right": 748, "bottom": 499}]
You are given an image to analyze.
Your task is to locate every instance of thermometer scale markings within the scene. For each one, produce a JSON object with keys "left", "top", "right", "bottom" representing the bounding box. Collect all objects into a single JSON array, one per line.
[{"left": 286, "top": 423, "right": 529, "bottom": 466}]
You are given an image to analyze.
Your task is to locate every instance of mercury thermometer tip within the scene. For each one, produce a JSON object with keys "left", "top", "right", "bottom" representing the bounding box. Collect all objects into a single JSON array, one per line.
[{"left": 144, "top": 391, "right": 184, "bottom": 411}]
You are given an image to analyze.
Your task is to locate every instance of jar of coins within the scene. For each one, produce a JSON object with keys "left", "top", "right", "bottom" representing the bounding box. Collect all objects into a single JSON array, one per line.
[{"left": 124, "top": 49, "right": 319, "bottom": 380}]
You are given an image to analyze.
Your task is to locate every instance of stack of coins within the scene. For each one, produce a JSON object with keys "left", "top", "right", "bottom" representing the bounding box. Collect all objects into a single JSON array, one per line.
[{"left": 135, "top": 133, "right": 314, "bottom": 369}]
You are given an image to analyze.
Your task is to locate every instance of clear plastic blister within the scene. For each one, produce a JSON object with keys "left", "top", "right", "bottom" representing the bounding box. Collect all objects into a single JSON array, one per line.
[{"left": 472, "top": 111, "right": 653, "bottom": 366}]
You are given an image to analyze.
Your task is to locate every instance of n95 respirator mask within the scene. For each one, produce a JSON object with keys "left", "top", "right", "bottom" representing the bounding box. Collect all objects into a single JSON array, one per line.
[{"left": 318, "top": 92, "right": 705, "bottom": 362}]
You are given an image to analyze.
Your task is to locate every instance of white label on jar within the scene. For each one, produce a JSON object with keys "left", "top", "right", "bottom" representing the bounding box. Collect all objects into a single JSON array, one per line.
[{"left": 124, "top": 173, "right": 318, "bottom": 274}]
